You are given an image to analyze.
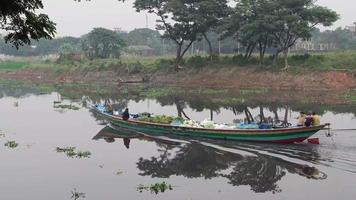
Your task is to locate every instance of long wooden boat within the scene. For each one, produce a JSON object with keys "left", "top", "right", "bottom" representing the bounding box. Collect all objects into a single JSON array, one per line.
[{"left": 91, "top": 106, "right": 329, "bottom": 144}]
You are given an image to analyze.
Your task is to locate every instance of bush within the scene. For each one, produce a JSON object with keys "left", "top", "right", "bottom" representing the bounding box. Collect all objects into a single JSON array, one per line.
[{"left": 186, "top": 56, "right": 208, "bottom": 68}]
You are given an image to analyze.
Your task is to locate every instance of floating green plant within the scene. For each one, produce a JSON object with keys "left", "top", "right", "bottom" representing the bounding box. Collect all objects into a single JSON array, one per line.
[
  {"left": 75, "top": 151, "right": 92, "bottom": 158},
  {"left": 4, "top": 141, "right": 19, "bottom": 148},
  {"left": 56, "top": 146, "right": 76, "bottom": 153},
  {"left": 71, "top": 188, "right": 86, "bottom": 200},
  {"left": 137, "top": 182, "right": 174, "bottom": 194},
  {"left": 56, "top": 147, "right": 91, "bottom": 158},
  {"left": 54, "top": 104, "right": 80, "bottom": 110},
  {"left": 115, "top": 170, "right": 123, "bottom": 175}
]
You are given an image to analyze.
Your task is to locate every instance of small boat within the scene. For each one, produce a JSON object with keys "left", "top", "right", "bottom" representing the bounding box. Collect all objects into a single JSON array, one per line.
[{"left": 91, "top": 106, "right": 329, "bottom": 144}]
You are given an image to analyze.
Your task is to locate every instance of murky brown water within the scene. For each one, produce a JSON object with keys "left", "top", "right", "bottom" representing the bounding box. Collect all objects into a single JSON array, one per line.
[{"left": 1, "top": 86, "right": 356, "bottom": 200}]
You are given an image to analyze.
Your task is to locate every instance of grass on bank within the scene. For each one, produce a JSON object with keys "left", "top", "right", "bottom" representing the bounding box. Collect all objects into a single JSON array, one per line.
[
  {"left": 0, "top": 61, "right": 26, "bottom": 71},
  {"left": 1, "top": 51, "right": 356, "bottom": 74}
]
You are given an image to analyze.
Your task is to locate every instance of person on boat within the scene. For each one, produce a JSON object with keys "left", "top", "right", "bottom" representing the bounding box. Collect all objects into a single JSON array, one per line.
[
  {"left": 304, "top": 112, "right": 313, "bottom": 127},
  {"left": 106, "top": 104, "right": 113, "bottom": 114},
  {"left": 297, "top": 112, "right": 306, "bottom": 126},
  {"left": 122, "top": 108, "right": 130, "bottom": 120},
  {"left": 312, "top": 112, "right": 321, "bottom": 126}
]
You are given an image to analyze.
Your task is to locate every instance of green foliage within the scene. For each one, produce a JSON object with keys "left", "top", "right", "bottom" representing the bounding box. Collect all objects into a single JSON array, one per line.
[
  {"left": 56, "top": 146, "right": 91, "bottom": 158},
  {"left": 186, "top": 56, "right": 207, "bottom": 68},
  {"left": 81, "top": 28, "right": 126, "bottom": 59},
  {"left": 126, "top": 28, "right": 166, "bottom": 55},
  {"left": 138, "top": 115, "right": 182, "bottom": 124},
  {"left": 0, "top": 0, "right": 56, "bottom": 48},
  {"left": 4, "top": 141, "right": 19, "bottom": 148},
  {"left": 54, "top": 104, "right": 81, "bottom": 110},
  {"left": 133, "top": 0, "right": 229, "bottom": 65},
  {"left": 312, "top": 28, "right": 356, "bottom": 50},
  {"left": 56, "top": 146, "right": 76, "bottom": 153},
  {"left": 0, "top": 36, "right": 80, "bottom": 56},
  {"left": 137, "top": 182, "right": 174, "bottom": 194}
]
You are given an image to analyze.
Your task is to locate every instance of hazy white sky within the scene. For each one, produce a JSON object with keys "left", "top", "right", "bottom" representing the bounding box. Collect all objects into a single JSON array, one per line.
[{"left": 40, "top": 0, "right": 355, "bottom": 37}]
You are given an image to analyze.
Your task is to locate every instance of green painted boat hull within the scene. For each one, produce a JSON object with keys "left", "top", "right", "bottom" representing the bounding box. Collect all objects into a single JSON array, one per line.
[{"left": 92, "top": 107, "right": 327, "bottom": 144}]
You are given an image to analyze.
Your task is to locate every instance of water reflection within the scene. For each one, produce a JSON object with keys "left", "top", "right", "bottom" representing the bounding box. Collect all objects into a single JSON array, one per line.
[{"left": 93, "top": 126, "right": 327, "bottom": 194}]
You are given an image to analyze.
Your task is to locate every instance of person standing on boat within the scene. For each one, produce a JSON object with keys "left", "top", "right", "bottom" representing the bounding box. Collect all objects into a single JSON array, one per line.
[
  {"left": 297, "top": 112, "right": 306, "bottom": 126},
  {"left": 304, "top": 113, "right": 313, "bottom": 127},
  {"left": 122, "top": 108, "right": 130, "bottom": 120},
  {"left": 312, "top": 112, "right": 321, "bottom": 126}
]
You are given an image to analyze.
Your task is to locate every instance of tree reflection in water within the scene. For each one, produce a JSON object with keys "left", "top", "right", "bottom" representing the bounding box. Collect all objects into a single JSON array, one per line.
[{"left": 94, "top": 126, "right": 327, "bottom": 194}]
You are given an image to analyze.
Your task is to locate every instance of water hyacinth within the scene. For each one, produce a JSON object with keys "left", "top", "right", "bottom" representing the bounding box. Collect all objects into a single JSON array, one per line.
[
  {"left": 56, "top": 146, "right": 91, "bottom": 158},
  {"left": 4, "top": 141, "right": 19, "bottom": 148},
  {"left": 137, "top": 182, "right": 173, "bottom": 194}
]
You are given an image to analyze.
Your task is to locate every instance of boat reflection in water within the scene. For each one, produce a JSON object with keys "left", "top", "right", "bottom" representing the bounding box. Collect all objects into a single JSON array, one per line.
[{"left": 93, "top": 125, "right": 327, "bottom": 193}]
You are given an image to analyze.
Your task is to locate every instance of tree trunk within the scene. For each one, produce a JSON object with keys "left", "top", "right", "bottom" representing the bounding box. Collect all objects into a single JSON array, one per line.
[
  {"left": 176, "top": 103, "right": 182, "bottom": 118},
  {"left": 259, "top": 42, "right": 264, "bottom": 64},
  {"left": 284, "top": 107, "right": 289, "bottom": 124},
  {"left": 283, "top": 48, "right": 289, "bottom": 69},
  {"left": 203, "top": 33, "right": 213, "bottom": 60},
  {"left": 244, "top": 44, "right": 251, "bottom": 58},
  {"left": 273, "top": 109, "right": 279, "bottom": 121},
  {"left": 210, "top": 109, "right": 213, "bottom": 121},
  {"left": 259, "top": 106, "right": 266, "bottom": 123},
  {"left": 244, "top": 109, "right": 251, "bottom": 124},
  {"left": 247, "top": 43, "right": 256, "bottom": 59},
  {"left": 175, "top": 44, "right": 183, "bottom": 70},
  {"left": 272, "top": 51, "right": 280, "bottom": 65}
]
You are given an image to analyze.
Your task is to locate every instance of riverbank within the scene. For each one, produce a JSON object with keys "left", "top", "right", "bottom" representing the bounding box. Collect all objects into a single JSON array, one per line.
[{"left": 0, "top": 52, "right": 356, "bottom": 91}]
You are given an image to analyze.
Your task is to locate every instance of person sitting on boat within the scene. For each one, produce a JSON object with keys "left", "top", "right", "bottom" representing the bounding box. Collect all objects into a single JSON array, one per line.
[
  {"left": 122, "top": 108, "right": 130, "bottom": 121},
  {"left": 312, "top": 112, "right": 321, "bottom": 126},
  {"left": 304, "top": 113, "right": 313, "bottom": 127},
  {"left": 106, "top": 104, "right": 113, "bottom": 114},
  {"left": 297, "top": 112, "right": 306, "bottom": 126}
]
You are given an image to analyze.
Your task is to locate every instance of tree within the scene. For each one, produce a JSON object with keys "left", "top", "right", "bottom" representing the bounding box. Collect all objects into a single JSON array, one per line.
[
  {"left": 58, "top": 43, "right": 76, "bottom": 60},
  {"left": 269, "top": 0, "right": 338, "bottom": 68},
  {"left": 132, "top": 0, "right": 202, "bottom": 69},
  {"left": 80, "top": 28, "right": 126, "bottom": 59},
  {"left": 193, "top": 0, "right": 230, "bottom": 58},
  {"left": 225, "top": 0, "right": 274, "bottom": 62},
  {"left": 131, "top": 0, "right": 229, "bottom": 69},
  {"left": 0, "top": 0, "right": 56, "bottom": 48},
  {"left": 127, "top": 28, "right": 164, "bottom": 55}
]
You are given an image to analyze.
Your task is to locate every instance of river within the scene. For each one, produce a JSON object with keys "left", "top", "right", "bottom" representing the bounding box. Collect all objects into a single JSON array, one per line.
[{"left": 0, "top": 84, "right": 356, "bottom": 200}]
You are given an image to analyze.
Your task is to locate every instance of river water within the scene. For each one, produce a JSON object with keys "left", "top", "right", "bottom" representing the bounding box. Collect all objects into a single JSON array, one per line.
[{"left": 0, "top": 85, "right": 356, "bottom": 200}]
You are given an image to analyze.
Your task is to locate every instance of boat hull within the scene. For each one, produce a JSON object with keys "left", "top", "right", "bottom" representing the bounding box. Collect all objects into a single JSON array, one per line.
[{"left": 92, "top": 107, "right": 327, "bottom": 144}]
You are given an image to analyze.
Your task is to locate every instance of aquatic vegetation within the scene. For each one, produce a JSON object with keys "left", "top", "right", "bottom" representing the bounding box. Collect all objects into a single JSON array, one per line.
[
  {"left": 56, "top": 146, "right": 76, "bottom": 153},
  {"left": 54, "top": 104, "right": 81, "bottom": 110},
  {"left": 75, "top": 151, "right": 92, "bottom": 158},
  {"left": 115, "top": 170, "right": 123, "bottom": 175},
  {"left": 71, "top": 188, "right": 86, "bottom": 200},
  {"left": 4, "top": 141, "right": 19, "bottom": 148},
  {"left": 56, "top": 147, "right": 91, "bottom": 158},
  {"left": 137, "top": 182, "right": 173, "bottom": 194}
]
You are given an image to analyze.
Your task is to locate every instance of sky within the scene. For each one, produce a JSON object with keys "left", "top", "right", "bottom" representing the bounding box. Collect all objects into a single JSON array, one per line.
[{"left": 40, "top": 0, "right": 356, "bottom": 37}]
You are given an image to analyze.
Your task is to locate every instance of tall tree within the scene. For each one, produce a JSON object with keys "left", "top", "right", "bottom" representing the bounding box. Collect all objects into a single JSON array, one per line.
[
  {"left": 133, "top": 0, "right": 201, "bottom": 69},
  {"left": 193, "top": 0, "right": 230, "bottom": 58},
  {"left": 80, "top": 28, "right": 126, "bottom": 59},
  {"left": 131, "top": 0, "right": 229, "bottom": 69},
  {"left": 269, "top": 0, "right": 338, "bottom": 68},
  {"left": 0, "top": 0, "right": 56, "bottom": 48}
]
